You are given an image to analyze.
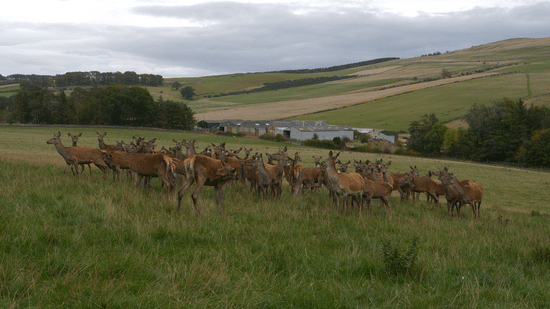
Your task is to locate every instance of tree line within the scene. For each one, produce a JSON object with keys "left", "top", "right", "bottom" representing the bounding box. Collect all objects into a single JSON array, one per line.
[
  {"left": 0, "top": 72, "right": 164, "bottom": 88},
  {"left": 407, "top": 98, "right": 550, "bottom": 167},
  {"left": 54, "top": 71, "right": 163, "bottom": 87},
  {"left": 5, "top": 84, "right": 196, "bottom": 130},
  {"left": 268, "top": 57, "right": 400, "bottom": 74},
  {"left": 211, "top": 75, "right": 355, "bottom": 98}
]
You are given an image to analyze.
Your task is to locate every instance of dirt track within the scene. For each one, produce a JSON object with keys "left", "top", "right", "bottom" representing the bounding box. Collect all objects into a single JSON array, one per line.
[{"left": 195, "top": 72, "right": 495, "bottom": 121}]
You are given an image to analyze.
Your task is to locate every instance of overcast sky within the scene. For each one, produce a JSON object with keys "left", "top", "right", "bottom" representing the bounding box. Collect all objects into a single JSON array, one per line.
[{"left": 1, "top": 0, "right": 549, "bottom": 78}]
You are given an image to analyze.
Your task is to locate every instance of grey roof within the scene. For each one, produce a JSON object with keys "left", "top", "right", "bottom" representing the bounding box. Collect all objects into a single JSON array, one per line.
[{"left": 293, "top": 125, "right": 353, "bottom": 132}]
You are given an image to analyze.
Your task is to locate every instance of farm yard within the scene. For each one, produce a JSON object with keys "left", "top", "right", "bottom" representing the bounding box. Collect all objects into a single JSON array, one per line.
[{"left": 1, "top": 126, "right": 550, "bottom": 307}]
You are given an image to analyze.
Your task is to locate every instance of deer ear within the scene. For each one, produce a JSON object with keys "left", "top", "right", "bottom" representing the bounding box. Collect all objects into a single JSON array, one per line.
[
  {"left": 78, "top": 133, "right": 82, "bottom": 137},
  {"left": 68, "top": 133, "right": 71, "bottom": 137}
]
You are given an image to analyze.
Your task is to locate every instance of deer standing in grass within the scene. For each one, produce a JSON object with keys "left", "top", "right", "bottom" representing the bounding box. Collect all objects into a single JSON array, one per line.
[
  {"left": 47, "top": 132, "right": 109, "bottom": 180},
  {"left": 357, "top": 163, "right": 393, "bottom": 216},
  {"left": 67, "top": 132, "right": 92, "bottom": 175},
  {"left": 96, "top": 132, "right": 116, "bottom": 152},
  {"left": 321, "top": 151, "right": 364, "bottom": 214},
  {"left": 177, "top": 154, "right": 238, "bottom": 215},
  {"left": 439, "top": 171, "right": 483, "bottom": 219}
]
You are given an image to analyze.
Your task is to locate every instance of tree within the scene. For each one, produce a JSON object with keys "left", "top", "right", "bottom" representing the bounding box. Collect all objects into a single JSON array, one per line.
[
  {"left": 424, "top": 123, "right": 448, "bottom": 155},
  {"left": 407, "top": 113, "right": 440, "bottom": 155},
  {"left": 171, "top": 81, "right": 182, "bottom": 90},
  {"left": 180, "top": 86, "right": 196, "bottom": 100},
  {"left": 518, "top": 129, "right": 550, "bottom": 167},
  {"left": 441, "top": 68, "right": 452, "bottom": 79}
]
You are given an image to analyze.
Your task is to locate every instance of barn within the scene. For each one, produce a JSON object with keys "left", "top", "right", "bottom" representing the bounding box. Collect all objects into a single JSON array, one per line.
[{"left": 289, "top": 125, "right": 354, "bottom": 141}]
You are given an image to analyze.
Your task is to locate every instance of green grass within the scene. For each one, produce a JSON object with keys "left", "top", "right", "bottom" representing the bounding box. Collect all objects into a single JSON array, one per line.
[
  {"left": 1, "top": 126, "right": 550, "bottom": 307},
  {"left": 207, "top": 78, "right": 408, "bottom": 105}
]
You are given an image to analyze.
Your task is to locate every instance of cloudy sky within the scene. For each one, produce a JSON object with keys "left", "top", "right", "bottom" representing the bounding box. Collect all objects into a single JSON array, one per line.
[{"left": 1, "top": 0, "right": 549, "bottom": 77}]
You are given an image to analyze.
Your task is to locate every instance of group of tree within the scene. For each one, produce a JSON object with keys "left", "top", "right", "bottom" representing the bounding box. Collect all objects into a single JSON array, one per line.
[
  {"left": 1, "top": 72, "right": 164, "bottom": 88},
  {"left": 6, "top": 84, "right": 196, "bottom": 130},
  {"left": 269, "top": 57, "right": 400, "bottom": 74},
  {"left": 407, "top": 98, "right": 550, "bottom": 167},
  {"left": 54, "top": 71, "right": 163, "bottom": 87},
  {"left": 211, "top": 75, "right": 355, "bottom": 98}
]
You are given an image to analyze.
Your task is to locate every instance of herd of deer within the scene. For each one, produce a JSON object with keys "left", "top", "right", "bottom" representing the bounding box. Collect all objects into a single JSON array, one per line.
[{"left": 46, "top": 131, "right": 484, "bottom": 218}]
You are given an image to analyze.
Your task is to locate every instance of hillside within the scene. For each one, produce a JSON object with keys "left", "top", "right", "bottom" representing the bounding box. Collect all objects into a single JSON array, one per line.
[{"left": 158, "top": 37, "right": 550, "bottom": 131}]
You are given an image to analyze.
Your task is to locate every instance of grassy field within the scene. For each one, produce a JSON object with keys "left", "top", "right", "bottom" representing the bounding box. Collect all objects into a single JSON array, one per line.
[
  {"left": 290, "top": 72, "right": 533, "bottom": 131},
  {"left": 1, "top": 126, "right": 550, "bottom": 307}
]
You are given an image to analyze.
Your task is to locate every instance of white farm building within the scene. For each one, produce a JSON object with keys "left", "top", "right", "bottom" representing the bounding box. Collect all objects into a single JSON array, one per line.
[{"left": 288, "top": 125, "right": 354, "bottom": 141}]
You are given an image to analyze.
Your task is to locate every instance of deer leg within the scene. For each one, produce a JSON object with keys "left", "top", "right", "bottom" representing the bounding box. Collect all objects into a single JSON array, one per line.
[
  {"left": 214, "top": 185, "right": 224, "bottom": 214},
  {"left": 177, "top": 176, "right": 195, "bottom": 214},
  {"left": 191, "top": 178, "right": 207, "bottom": 215}
]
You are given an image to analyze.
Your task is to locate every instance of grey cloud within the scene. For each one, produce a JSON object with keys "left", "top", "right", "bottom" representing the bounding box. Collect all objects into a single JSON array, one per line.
[{"left": 2, "top": 2, "right": 549, "bottom": 77}]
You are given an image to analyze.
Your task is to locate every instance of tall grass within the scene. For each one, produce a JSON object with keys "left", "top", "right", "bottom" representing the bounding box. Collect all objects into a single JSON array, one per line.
[{"left": 1, "top": 127, "right": 550, "bottom": 307}]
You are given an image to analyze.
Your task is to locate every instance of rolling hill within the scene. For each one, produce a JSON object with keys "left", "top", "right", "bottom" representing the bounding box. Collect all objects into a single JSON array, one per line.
[{"left": 157, "top": 37, "right": 550, "bottom": 132}]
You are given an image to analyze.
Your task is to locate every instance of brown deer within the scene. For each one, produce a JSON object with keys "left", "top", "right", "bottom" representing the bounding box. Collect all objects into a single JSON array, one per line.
[
  {"left": 102, "top": 150, "right": 133, "bottom": 182},
  {"left": 440, "top": 172, "right": 483, "bottom": 219},
  {"left": 312, "top": 155, "right": 323, "bottom": 167},
  {"left": 291, "top": 166, "right": 323, "bottom": 198},
  {"left": 177, "top": 154, "right": 238, "bottom": 215},
  {"left": 248, "top": 153, "right": 273, "bottom": 200},
  {"left": 357, "top": 164, "right": 393, "bottom": 216},
  {"left": 408, "top": 172, "right": 441, "bottom": 207},
  {"left": 284, "top": 152, "right": 303, "bottom": 191},
  {"left": 67, "top": 132, "right": 92, "bottom": 175},
  {"left": 47, "top": 132, "right": 109, "bottom": 180},
  {"left": 96, "top": 132, "right": 116, "bottom": 152},
  {"left": 122, "top": 152, "right": 178, "bottom": 200},
  {"left": 321, "top": 151, "right": 364, "bottom": 213}
]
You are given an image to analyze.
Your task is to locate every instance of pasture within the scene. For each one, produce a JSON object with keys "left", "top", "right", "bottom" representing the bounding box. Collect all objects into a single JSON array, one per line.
[{"left": 1, "top": 126, "right": 550, "bottom": 307}]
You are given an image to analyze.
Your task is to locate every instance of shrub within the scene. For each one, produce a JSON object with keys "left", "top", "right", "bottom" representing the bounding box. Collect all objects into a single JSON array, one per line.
[
  {"left": 304, "top": 139, "right": 338, "bottom": 149},
  {"left": 360, "top": 136, "right": 369, "bottom": 144},
  {"left": 382, "top": 236, "right": 419, "bottom": 278}
]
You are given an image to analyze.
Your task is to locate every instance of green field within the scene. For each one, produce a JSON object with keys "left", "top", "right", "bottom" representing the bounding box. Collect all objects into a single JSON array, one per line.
[
  {"left": 1, "top": 126, "right": 550, "bottom": 307},
  {"left": 290, "top": 73, "right": 534, "bottom": 131}
]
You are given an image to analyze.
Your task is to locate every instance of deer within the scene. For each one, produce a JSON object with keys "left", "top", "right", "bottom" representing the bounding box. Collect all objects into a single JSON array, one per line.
[
  {"left": 439, "top": 171, "right": 483, "bottom": 219},
  {"left": 121, "top": 152, "right": 178, "bottom": 200},
  {"left": 247, "top": 153, "right": 273, "bottom": 200},
  {"left": 312, "top": 155, "right": 323, "bottom": 167},
  {"left": 96, "top": 132, "right": 116, "bottom": 152},
  {"left": 320, "top": 151, "right": 364, "bottom": 214},
  {"left": 407, "top": 171, "right": 441, "bottom": 207},
  {"left": 291, "top": 166, "right": 324, "bottom": 198},
  {"left": 102, "top": 150, "right": 133, "bottom": 182},
  {"left": 172, "top": 139, "right": 187, "bottom": 160},
  {"left": 356, "top": 163, "right": 393, "bottom": 216},
  {"left": 284, "top": 152, "right": 303, "bottom": 191},
  {"left": 67, "top": 132, "right": 92, "bottom": 175},
  {"left": 47, "top": 132, "right": 109, "bottom": 180},
  {"left": 177, "top": 154, "right": 238, "bottom": 215}
]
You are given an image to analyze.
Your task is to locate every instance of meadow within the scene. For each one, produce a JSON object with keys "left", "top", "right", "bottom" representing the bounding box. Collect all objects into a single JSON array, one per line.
[{"left": 1, "top": 126, "right": 550, "bottom": 307}]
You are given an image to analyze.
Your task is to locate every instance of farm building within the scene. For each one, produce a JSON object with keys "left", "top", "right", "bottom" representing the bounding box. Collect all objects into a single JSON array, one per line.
[
  {"left": 199, "top": 119, "right": 358, "bottom": 141},
  {"left": 353, "top": 127, "right": 396, "bottom": 143},
  {"left": 288, "top": 125, "right": 354, "bottom": 141}
]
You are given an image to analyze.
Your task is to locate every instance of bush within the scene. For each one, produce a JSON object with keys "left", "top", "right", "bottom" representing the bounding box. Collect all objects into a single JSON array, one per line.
[
  {"left": 360, "top": 136, "right": 370, "bottom": 144},
  {"left": 382, "top": 236, "right": 419, "bottom": 278},
  {"left": 333, "top": 137, "right": 341, "bottom": 145},
  {"left": 304, "top": 139, "right": 338, "bottom": 149},
  {"left": 260, "top": 133, "right": 287, "bottom": 142}
]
